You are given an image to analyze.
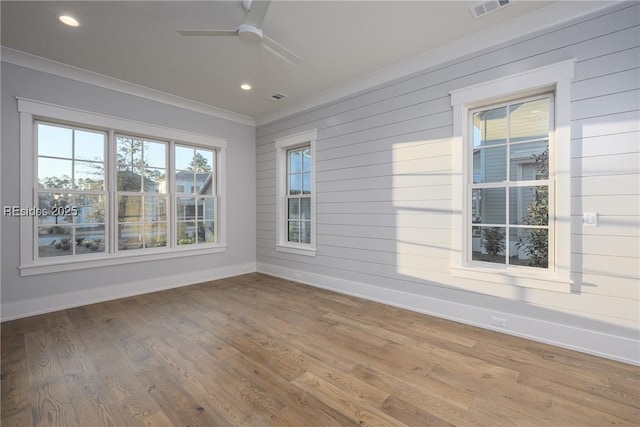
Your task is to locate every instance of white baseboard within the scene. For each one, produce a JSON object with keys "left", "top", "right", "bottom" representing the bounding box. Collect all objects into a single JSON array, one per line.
[
  {"left": 257, "top": 262, "right": 639, "bottom": 366},
  {"left": 1, "top": 262, "right": 257, "bottom": 322}
]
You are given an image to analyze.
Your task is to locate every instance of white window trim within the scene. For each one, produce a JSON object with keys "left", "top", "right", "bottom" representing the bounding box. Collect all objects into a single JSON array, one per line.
[
  {"left": 17, "top": 97, "right": 227, "bottom": 276},
  {"left": 274, "top": 129, "right": 317, "bottom": 256},
  {"left": 449, "top": 59, "right": 575, "bottom": 292}
]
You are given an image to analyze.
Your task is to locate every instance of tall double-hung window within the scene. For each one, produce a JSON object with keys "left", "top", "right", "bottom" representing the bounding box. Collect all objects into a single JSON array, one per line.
[
  {"left": 275, "top": 129, "right": 317, "bottom": 256},
  {"left": 450, "top": 60, "right": 575, "bottom": 290},
  {"left": 470, "top": 94, "right": 552, "bottom": 269},
  {"left": 36, "top": 123, "right": 108, "bottom": 257},
  {"left": 18, "top": 98, "right": 227, "bottom": 276}
]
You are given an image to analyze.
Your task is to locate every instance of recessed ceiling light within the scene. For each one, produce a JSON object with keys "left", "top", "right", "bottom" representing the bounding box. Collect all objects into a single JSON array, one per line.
[
  {"left": 240, "top": 83, "right": 252, "bottom": 91},
  {"left": 58, "top": 15, "right": 79, "bottom": 27}
]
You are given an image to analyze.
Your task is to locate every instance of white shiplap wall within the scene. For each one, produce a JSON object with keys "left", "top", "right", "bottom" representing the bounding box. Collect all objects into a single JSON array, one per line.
[{"left": 256, "top": 3, "right": 640, "bottom": 364}]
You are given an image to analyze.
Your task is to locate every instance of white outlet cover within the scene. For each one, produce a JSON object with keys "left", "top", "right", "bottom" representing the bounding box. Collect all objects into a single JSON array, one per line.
[{"left": 583, "top": 212, "right": 598, "bottom": 227}]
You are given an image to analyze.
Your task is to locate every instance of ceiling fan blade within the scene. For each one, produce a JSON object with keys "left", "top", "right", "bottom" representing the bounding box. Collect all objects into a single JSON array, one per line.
[
  {"left": 262, "top": 35, "right": 302, "bottom": 65},
  {"left": 244, "top": 0, "right": 271, "bottom": 28},
  {"left": 178, "top": 30, "right": 238, "bottom": 37}
]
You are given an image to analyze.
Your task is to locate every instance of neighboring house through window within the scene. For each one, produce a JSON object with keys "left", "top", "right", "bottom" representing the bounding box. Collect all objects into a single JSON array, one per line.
[{"left": 274, "top": 129, "right": 317, "bottom": 256}]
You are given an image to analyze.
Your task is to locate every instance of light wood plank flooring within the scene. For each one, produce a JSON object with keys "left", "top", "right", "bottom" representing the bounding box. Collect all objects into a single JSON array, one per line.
[{"left": 2, "top": 273, "right": 639, "bottom": 426}]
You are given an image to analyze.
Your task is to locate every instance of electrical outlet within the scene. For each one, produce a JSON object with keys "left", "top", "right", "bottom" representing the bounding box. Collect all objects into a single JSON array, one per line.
[
  {"left": 491, "top": 316, "right": 507, "bottom": 328},
  {"left": 293, "top": 273, "right": 301, "bottom": 280},
  {"left": 241, "top": 266, "right": 248, "bottom": 272}
]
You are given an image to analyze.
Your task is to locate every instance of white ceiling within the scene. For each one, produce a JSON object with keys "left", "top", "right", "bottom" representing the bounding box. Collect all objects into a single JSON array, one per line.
[{"left": 2, "top": 1, "right": 597, "bottom": 124}]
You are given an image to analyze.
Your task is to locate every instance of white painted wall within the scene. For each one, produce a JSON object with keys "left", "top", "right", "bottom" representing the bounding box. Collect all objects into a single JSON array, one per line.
[
  {"left": 256, "top": 3, "right": 640, "bottom": 364},
  {"left": 1, "top": 62, "right": 257, "bottom": 319}
]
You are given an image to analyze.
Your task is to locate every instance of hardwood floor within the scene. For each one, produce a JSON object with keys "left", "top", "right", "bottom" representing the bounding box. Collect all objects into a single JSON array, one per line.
[{"left": 2, "top": 273, "right": 639, "bottom": 426}]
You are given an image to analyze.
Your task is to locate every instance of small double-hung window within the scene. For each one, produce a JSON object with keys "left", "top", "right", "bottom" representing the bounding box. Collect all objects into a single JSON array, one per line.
[
  {"left": 275, "top": 129, "right": 317, "bottom": 256},
  {"left": 469, "top": 94, "right": 553, "bottom": 269},
  {"left": 286, "top": 146, "right": 312, "bottom": 245}
]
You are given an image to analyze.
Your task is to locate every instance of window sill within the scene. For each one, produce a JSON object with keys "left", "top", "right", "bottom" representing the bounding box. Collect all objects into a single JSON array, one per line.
[
  {"left": 19, "top": 245, "right": 227, "bottom": 276},
  {"left": 451, "top": 264, "right": 572, "bottom": 293},
  {"left": 275, "top": 244, "right": 317, "bottom": 257}
]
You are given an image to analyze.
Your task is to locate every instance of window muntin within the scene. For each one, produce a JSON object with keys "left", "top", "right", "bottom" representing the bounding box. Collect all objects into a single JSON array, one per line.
[
  {"left": 36, "top": 122, "right": 107, "bottom": 258},
  {"left": 286, "top": 146, "right": 312, "bottom": 244},
  {"left": 174, "top": 145, "right": 217, "bottom": 246},
  {"left": 469, "top": 94, "right": 552, "bottom": 269}
]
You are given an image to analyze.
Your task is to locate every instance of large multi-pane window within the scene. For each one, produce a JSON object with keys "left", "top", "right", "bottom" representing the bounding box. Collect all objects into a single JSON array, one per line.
[
  {"left": 31, "top": 119, "right": 221, "bottom": 263},
  {"left": 286, "top": 146, "right": 311, "bottom": 244},
  {"left": 469, "top": 94, "right": 552, "bottom": 269}
]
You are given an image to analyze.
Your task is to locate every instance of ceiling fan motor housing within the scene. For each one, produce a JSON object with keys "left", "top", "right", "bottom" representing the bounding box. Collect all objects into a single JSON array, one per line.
[{"left": 238, "top": 24, "right": 263, "bottom": 44}]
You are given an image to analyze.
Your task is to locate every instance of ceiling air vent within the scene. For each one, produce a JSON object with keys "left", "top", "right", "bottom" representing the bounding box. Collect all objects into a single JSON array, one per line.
[
  {"left": 470, "top": 0, "right": 510, "bottom": 19},
  {"left": 270, "top": 92, "right": 287, "bottom": 100}
]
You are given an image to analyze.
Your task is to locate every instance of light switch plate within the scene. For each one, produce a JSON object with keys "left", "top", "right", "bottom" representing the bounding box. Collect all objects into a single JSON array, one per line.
[{"left": 583, "top": 212, "right": 598, "bottom": 227}]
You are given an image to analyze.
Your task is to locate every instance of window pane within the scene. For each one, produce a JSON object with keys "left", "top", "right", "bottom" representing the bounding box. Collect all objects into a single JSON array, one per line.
[
  {"left": 202, "top": 198, "right": 215, "bottom": 221},
  {"left": 197, "top": 172, "right": 214, "bottom": 195},
  {"left": 175, "top": 171, "right": 193, "bottom": 194},
  {"left": 509, "top": 98, "right": 550, "bottom": 142},
  {"left": 194, "top": 150, "right": 214, "bottom": 172},
  {"left": 289, "top": 173, "right": 302, "bottom": 194},
  {"left": 472, "top": 188, "right": 506, "bottom": 225},
  {"left": 38, "top": 158, "right": 72, "bottom": 189},
  {"left": 472, "top": 226, "right": 506, "bottom": 264},
  {"left": 144, "top": 196, "right": 167, "bottom": 222},
  {"left": 194, "top": 172, "right": 212, "bottom": 194},
  {"left": 288, "top": 220, "right": 300, "bottom": 243},
  {"left": 510, "top": 142, "right": 548, "bottom": 181},
  {"left": 175, "top": 146, "right": 193, "bottom": 170},
  {"left": 300, "top": 197, "right": 311, "bottom": 220},
  {"left": 302, "top": 148, "right": 311, "bottom": 172},
  {"left": 177, "top": 222, "right": 196, "bottom": 245},
  {"left": 289, "top": 150, "right": 302, "bottom": 173},
  {"left": 145, "top": 222, "right": 167, "bottom": 248},
  {"left": 509, "top": 186, "right": 548, "bottom": 226},
  {"left": 116, "top": 136, "right": 143, "bottom": 166},
  {"left": 301, "top": 221, "right": 311, "bottom": 244},
  {"left": 302, "top": 172, "right": 311, "bottom": 194},
  {"left": 145, "top": 141, "right": 166, "bottom": 168},
  {"left": 37, "top": 124, "right": 72, "bottom": 158},
  {"left": 177, "top": 197, "right": 196, "bottom": 221},
  {"left": 38, "top": 193, "right": 73, "bottom": 224},
  {"left": 473, "top": 146, "right": 506, "bottom": 183},
  {"left": 512, "top": 228, "right": 548, "bottom": 268},
  {"left": 118, "top": 195, "right": 142, "bottom": 222},
  {"left": 143, "top": 168, "right": 165, "bottom": 193},
  {"left": 38, "top": 225, "right": 72, "bottom": 258},
  {"left": 75, "top": 130, "right": 104, "bottom": 162},
  {"left": 75, "top": 225, "right": 105, "bottom": 254},
  {"left": 117, "top": 167, "right": 142, "bottom": 192},
  {"left": 118, "top": 224, "right": 143, "bottom": 250},
  {"left": 75, "top": 161, "right": 104, "bottom": 190},
  {"left": 203, "top": 221, "right": 215, "bottom": 243},
  {"left": 75, "top": 194, "right": 105, "bottom": 224},
  {"left": 473, "top": 107, "right": 507, "bottom": 147},
  {"left": 288, "top": 198, "right": 300, "bottom": 220}
]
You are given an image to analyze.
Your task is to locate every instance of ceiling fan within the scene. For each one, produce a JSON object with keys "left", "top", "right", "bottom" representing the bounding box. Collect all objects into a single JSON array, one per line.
[{"left": 178, "top": 0, "right": 301, "bottom": 65}]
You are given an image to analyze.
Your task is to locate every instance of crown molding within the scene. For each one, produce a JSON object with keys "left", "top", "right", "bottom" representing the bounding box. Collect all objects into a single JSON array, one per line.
[
  {"left": 1, "top": 46, "right": 255, "bottom": 127},
  {"left": 255, "top": 0, "right": 622, "bottom": 126}
]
